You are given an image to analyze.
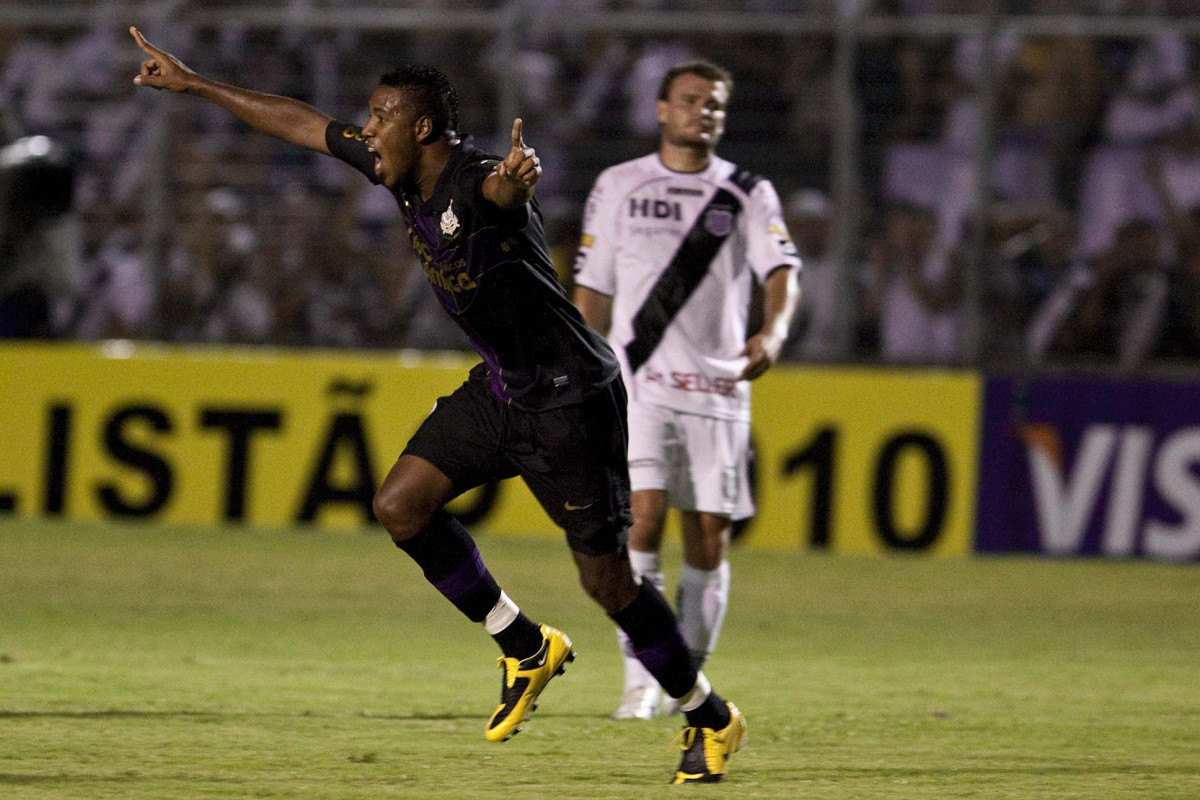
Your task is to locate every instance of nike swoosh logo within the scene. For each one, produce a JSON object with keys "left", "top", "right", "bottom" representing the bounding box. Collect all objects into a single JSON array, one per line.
[
  {"left": 676, "top": 773, "right": 705, "bottom": 782},
  {"left": 521, "top": 643, "right": 549, "bottom": 670},
  {"left": 564, "top": 501, "right": 595, "bottom": 511}
]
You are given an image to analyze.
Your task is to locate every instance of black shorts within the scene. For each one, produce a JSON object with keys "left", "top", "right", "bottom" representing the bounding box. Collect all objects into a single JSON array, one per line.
[{"left": 403, "top": 369, "right": 632, "bottom": 555}]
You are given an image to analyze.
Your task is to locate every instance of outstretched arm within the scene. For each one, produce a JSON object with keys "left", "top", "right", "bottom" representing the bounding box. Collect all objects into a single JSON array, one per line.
[
  {"left": 130, "top": 26, "right": 332, "bottom": 155},
  {"left": 482, "top": 118, "right": 541, "bottom": 209}
]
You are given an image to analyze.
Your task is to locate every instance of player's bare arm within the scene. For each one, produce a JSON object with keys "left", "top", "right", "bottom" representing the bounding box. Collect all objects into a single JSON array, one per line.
[
  {"left": 129, "top": 26, "right": 332, "bottom": 155},
  {"left": 483, "top": 118, "right": 540, "bottom": 209},
  {"left": 573, "top": 285, "right": 613, "bottom": 336},
  {"left": 739, "top": 266, "right": 799, "bottom": 382}
]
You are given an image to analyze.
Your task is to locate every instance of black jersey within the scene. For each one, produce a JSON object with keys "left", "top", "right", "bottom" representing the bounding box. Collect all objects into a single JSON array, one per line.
[{"left": 325, "top": 121, "right": 619, "bottom": 411}]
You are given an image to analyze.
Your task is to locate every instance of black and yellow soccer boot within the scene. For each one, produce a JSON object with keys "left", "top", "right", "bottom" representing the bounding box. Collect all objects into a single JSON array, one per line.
[
  {"left": 484, "top": 624, "right": 575, "bottom": 742},
  {"left": 671, "top": 701, "right": 748, "bottom": 784}
]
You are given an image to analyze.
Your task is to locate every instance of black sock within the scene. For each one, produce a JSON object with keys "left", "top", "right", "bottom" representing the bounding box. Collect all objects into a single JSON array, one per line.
[
  {"left": 609, "top": 581, "right": 697, "bottom": 699},
  {"left": 490, "top": 611, "right": 543, "bottom": 659},
  {"left": 394, "top": 511, "right": 501, "bottom": 623},
  {"left": 684, "top": 693, "right": 732, "bottom": 730}
]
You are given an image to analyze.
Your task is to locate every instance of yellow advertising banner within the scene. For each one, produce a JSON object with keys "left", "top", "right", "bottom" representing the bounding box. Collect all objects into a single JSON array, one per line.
[
  {"left": 744, "top": 366, "right": 981, "bottom": 555},
  {"left": 0, "top": 343, "right": 487, "bottom": 530},
  {"left": 0, "top": 345, "right": 981, "bottom": 554}
]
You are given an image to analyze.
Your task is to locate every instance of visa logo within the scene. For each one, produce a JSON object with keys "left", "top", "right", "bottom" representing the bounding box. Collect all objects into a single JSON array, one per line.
[{"left": 1022, "top": 423, "right": 1200, "bottom": 559}]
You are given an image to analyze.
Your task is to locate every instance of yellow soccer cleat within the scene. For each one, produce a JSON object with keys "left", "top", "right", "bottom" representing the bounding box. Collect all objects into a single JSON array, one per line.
[
  {"left": 671, "top": 701, "right": 748, "bottom": 784},
  {"left": 484, "top": 624, "right": 575, "bottom": 742}
]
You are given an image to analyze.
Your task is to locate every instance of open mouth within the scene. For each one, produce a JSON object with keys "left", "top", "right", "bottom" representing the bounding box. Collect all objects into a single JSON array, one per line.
[{"left": 367, "top": 145, "right": 383, "bottom": 177}]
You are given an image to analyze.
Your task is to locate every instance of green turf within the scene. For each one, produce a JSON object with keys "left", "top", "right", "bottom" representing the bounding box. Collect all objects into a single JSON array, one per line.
[{"left": 2, "top": 518, "right": 1200, "bottom": 798}]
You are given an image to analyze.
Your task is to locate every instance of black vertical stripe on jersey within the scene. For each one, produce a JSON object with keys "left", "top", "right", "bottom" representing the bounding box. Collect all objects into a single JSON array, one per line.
[
  {"left": 730, "top": 168, "right": 763, "bottom": 195},
  {"left": 624, "top": 187, "right": 743, "bottom": 374}
]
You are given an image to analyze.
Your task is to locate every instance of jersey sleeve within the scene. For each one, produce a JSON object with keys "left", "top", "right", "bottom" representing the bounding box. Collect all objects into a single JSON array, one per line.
[
  {"left": 744, "top": 179, "right": 801, "bottom": 283},
  {"left": 324, "top": 121, "right": 379, "bottom": 184},
  {"left": 572, "top": 170, "right": 619, "bottom": 295},
  {"left": 465, "top": 157, "right": 532, "bottom": 228}
]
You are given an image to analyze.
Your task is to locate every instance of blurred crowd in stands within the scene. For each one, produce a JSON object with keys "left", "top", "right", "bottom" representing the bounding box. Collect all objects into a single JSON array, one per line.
[{"left": 1, "top": 0, "right": 1199, "bottom": 372}]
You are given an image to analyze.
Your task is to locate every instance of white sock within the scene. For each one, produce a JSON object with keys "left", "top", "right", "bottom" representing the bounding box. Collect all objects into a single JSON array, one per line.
[
  {"left": 678, "top": 671, "right": 712, "bottom": 713},
  {"left": 628, "top": 549, "right": 662, "bottom": 584},
  {"left": 483, "top": 591, "right": 519, "bottom": 636},
  {"left": 676, "top": 560, "right": 730, "bottom": 666},
  {"left": 619, "top": 549, "right": 664, "bottom": 693}
]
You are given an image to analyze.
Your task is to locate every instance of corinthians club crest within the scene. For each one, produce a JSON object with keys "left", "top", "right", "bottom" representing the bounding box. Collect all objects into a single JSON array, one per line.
[{"left": 440, "top": 199, "right": 460, "bottom": 238}]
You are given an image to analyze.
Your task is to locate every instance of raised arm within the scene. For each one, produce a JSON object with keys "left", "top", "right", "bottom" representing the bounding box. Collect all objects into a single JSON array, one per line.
[
  {"left": 482, "top": 118, "right": 541, "bottom": 209},
  {"left": 130, "top": 26, "right": 332, "bottom": 155}
]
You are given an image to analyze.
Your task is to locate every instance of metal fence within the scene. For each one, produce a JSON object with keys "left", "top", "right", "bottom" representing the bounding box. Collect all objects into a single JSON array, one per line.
[{"left": 2, "top": 2, "right": 1199, "bottom": 374}]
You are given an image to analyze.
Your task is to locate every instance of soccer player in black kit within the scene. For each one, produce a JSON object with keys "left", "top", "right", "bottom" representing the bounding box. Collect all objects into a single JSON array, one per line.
[{"left": 130, "top": 28, "right": 746, "bottom": 783}]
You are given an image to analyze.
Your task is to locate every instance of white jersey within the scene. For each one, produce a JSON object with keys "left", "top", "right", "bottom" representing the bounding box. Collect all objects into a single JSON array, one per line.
[{"left": 574, "top": 153, "right": 800, "bottom": 421}]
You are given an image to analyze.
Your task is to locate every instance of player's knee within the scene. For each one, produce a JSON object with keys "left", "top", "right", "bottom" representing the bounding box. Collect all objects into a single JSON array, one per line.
[
  {"left": 580, "top": 574, "right": 629, "bottom": 613},
  {"left": 629, "top": 491, "right": 668, "bottom": 550},
  {"left": 628, "top": 519, "right": 664, "bottom": 553},
  {"left": 683, "top": 544, "right": 725, "bottom": 571},
  {"left": 681, "top": 514, "right": 730, "bottom": 570},
  {"left": 372, "top": 484, "right": 430, "bottom": 542}
]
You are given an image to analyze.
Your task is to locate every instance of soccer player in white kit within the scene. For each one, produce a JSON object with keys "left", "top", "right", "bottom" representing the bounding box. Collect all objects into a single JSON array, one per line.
[{"left": 573, "top": 60, "right": 802, "bottom": 720}]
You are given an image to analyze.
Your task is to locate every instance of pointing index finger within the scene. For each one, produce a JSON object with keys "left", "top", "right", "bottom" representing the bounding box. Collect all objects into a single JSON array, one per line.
[
  {"left": 511, "top": 118, "right": 524, "bottom": 150},
  {"left": 129, "top": 27, "right": 160, "bottom": 56}
]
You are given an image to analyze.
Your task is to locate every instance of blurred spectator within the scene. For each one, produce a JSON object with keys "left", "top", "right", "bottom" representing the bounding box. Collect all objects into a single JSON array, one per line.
[
  {"left": 626, "top": 40, "right": 695, "bottom": 139},
  {"left": 983, "top": 203, "right": 1081, "bottom": 363},
  {"left": 220, "top": 256, "right": 278, "bottom": 344},
  {"left": 73, "top": 202, "right": 155, "bottom": 340},
  {"left": 1, "top": 30, "right": 73, "bottom": 140},
  {"left": 3, "top": 10, "right": 1199, "bottom": 378},
  {"left": 1077, "top": 33, "right": 1198, "bottom": 255},
  {"left": 936, "top": 31, "right": 1070, "bottom": 246},
  {"left": 780, "top": 189, "right": 841, "bottom": 362},
  {"left": 326, "top": 179, "right": 469, "bottom": 352},
  {"left": 0, "top": 134, "right": 82, "bottom": 338},
  {"left": 1104, "top": 33, "right": 1197, "bottom": 147},
  {"left": 1028, "top": 218, "right": 1169, "bottom": 370},
  {"left": 194, "top": 188, "right": 260, "bottom": 342},
  {"left": 1006, "top": 35, "right": 1103, "bottom": 204},
  {"left": 160, "top": 190, "right": 218, "bottom": 342},
  {"left": 367, "top": 228, "right": 472, "bottom": 352},
  {"left": 857, "top": 36, "right": 950, "bottom": 204},
  {"left": 1147, "top": 153, "right": 1200, "bottom": 359},
  {"left": 79, "top": 77, "right": 155, "bottom": 211},
  {"left": 565, "top": 33, "right": 632, "bottom": 139},
  {"left": 480, "top": 28, "right": 570, "bottom": 200},
  {"left": 1157, "top": 232, "right": 1200, "bottom": 361},
  {"left": 860, "top": 201, "right": 962, "bottom": 363},
  {"left": 781, "top": 35, "right": 836, "bottom": 191},
  {"left": 942, "top": 31, "right": 1021, "bottom": 157}
]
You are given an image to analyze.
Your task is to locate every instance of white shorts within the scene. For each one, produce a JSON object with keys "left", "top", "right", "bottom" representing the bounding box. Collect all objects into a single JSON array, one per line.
[{"left": 626, "top": 401, "right": 754, "bottom": 521}]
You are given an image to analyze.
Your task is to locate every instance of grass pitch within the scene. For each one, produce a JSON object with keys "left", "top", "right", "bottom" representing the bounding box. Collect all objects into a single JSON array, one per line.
[{"left": 2, "top": 518, "right": 1200, "bottom": 799}]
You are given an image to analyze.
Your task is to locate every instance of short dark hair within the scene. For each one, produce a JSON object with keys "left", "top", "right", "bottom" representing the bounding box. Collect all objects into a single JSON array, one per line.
[
  {"left": 378, "top": 64, "right": 459, "bottom": 139},
  {"left": 657, "top": 59, "right": 734, "bottom": 102}
]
